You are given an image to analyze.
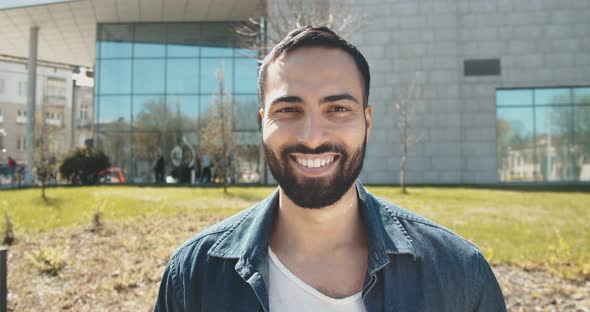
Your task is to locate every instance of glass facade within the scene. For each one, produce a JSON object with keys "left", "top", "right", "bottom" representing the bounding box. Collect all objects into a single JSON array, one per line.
[
  {"left": 496, "top": 87, "right": 590, "bottom": 182},
  {"left": 95, "top": 23, "right": 262, "bottom": 183}
]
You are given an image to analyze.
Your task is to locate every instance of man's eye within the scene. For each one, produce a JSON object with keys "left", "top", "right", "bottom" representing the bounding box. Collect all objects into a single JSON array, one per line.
[
  {"left": 331, "top": 106, "right": 350, "bottom": 112},
  {"left": 279, "top": 107, "right": 298, "bottom": 113}
]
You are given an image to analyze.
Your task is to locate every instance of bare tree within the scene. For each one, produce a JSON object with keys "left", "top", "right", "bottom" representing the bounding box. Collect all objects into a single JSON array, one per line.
[
  {"left": 34, "top": 109, "right": 60, "bottom": 200},
  {"left": 234, "top": 0, "right": 366, "bottom": 59},
  {"left": 200, "top": 65, "right": 235, "bottom": 193},
  {"left": 395, "top": 74, "right": 423, "bottom": 194}
]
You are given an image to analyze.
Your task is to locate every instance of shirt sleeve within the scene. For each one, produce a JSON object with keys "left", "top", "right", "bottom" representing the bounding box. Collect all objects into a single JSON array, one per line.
[
  {"left": 473, "top": 252, "right": 507, "bottom": 312},
  {"left": 154, "top": 257, "right": 183, "bottom": 312}
]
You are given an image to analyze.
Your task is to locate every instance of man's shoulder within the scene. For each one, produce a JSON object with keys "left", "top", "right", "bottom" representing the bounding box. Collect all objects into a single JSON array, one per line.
[{"left": 371, "top": 194, "right": 481, "bottom": 256}]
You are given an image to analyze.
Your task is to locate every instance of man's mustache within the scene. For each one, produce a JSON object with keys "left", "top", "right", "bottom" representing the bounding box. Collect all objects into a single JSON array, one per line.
[{"left": 280, "top": 143, "right": 345, "bottom": 156}]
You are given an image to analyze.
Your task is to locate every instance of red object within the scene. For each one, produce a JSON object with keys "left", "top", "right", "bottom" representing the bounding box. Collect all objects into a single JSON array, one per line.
[
  {"left": 97, "top": 167, "right": 126, "bottom": 184},
  {"left": 7, "top": 159, "right": 16, "bottom": 168}
]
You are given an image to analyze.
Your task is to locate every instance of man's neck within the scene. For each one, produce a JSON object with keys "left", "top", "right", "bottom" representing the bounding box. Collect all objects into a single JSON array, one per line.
[{"left": 270, "top": 185, "right": 367, "bottom": 257}]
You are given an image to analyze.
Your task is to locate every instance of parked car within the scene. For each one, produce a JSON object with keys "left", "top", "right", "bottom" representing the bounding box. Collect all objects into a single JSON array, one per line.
[{"left": 97, "top": 167, "right": 126, "bottom": 184}]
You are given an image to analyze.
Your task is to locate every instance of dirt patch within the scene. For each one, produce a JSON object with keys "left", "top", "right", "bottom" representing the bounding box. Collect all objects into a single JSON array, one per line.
[{"left": 4, "top": 214, "right": 589, "bottom": 311}]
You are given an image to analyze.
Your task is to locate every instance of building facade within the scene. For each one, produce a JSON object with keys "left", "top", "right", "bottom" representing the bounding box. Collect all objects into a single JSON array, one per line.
[
  {"left": 0, "top": 59, "right": 74, "bottom": 165},
  {"left": 0, "top": 0, "right": 588, "bottom": 184},
  {"left": 336, "top": 0, "right": 590, "bottom": 184}
]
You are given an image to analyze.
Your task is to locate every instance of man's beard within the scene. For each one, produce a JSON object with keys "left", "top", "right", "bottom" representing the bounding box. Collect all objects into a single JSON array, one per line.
[{"left": 263, "top": 135, "right": 366, "bottom": 209}]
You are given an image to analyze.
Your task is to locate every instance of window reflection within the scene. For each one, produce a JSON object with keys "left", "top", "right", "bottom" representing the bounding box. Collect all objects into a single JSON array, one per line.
[
  {"left": 535, "top": 106, "right": 573, "bottom": 181},
  {"left": 133, "top": 59, "right": 166, "bottom": 94},
  {"left": 201, "top": 59, "right": 234, "bottom": 94},
  {"left": 134, "top": 24, "right": 166, "bottom": 57},
  {"left": 574, "top": 105, "right": 590, "bottom": 181},
  {"left": 497, "top": 87, "right": 590, "bottom": 182},
  {"left": 98, "top": 24, "right": 133, "bottom": 58},
  {"left": 573, "top": 88, "right": 590, "bottom": 105},
  {"left": 99, "top": 59, "right": 131, "bottom": 94},
  {"left": 235, "top": 58, "right": 259, "bottom": 93},
  {"left": 535, "top": 88, "right": 570, "bottom": 105},
  {"left": 166, "top": 59, "right": 199, "bottom": 94},
  {"left": 496, "top": 89, "right": 532, "bottom": 106},
  {"left": 98, "top": 96, "right": 131, "bottom": 129},
  {"left": 497, "top": 107, "right": 535, "bottom": 182},
  {"left": 166, "top": 95, "right": 200, "bottom": 131},
  {"left": 96, "top": 22, "right": 261, "bottom": 183},
  {"left": 133, "top": 95, "right": 166, "bottom": 131},
  {"left": 233, "top": 95, "right": 260, "bottom": 131}
]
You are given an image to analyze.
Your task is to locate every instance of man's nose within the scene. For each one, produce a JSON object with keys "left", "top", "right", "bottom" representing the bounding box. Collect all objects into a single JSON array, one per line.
[{"left": 297, "top": 113, "right": 329, "bottom": 149}]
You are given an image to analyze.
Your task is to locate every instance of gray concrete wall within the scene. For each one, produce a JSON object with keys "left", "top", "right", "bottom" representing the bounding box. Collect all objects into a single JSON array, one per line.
[{"left": 343, "top": 0, "right": 590, "bottom": 184}]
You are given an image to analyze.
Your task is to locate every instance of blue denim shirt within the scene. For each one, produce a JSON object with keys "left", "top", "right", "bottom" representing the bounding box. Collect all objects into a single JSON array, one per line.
[{"left": 155, "top": 181, "right": 506, "bottom": 311}]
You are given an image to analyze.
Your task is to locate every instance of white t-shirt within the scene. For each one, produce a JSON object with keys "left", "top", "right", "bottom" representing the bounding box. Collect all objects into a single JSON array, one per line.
[{"left": 268, "top": 248, "right": 367, "bottom": 312}]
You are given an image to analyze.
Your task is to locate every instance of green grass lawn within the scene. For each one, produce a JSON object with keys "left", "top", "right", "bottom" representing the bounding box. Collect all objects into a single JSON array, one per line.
[{"left": 1, "top": 185, "right": 589, "bottom": 278}]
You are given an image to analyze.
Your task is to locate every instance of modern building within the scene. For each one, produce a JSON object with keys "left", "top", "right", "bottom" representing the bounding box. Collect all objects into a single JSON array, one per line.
[{"left": 0, "top": 0, "right": 588, "bottom": 184}]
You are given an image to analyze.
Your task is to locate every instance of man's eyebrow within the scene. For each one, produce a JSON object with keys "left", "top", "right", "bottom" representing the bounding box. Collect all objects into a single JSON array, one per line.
[
  {"left": 269, "top": 95, "right": 303, "bottom": 107},
  {"left": 320, "top": 93, "right": 360, "bottom": 105}
]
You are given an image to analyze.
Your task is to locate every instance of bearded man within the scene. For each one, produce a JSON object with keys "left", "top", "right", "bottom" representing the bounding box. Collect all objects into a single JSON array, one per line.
[{"left": 155, "top": 26, "right": 506, "bottom": 312}]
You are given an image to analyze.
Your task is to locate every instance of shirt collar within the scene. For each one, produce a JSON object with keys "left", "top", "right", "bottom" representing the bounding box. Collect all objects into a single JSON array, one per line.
[{"left": 207, "top": 180, "right": 417, "bottom": 268}]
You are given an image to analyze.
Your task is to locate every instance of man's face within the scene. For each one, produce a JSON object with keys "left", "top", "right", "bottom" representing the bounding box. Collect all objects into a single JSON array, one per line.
[{"left": 260, "top": 46, "right": 372, "bottom": 209}]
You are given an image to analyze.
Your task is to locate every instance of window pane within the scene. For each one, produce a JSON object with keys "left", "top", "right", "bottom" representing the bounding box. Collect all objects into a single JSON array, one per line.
[
  {"left": 200, "top": 23, "right": 233, "bottom": 57},
  {"left": 133, "top": 59, "right": 165, "bottom": 94},
  {"left": 573, "top": 87, "right": 590, "bottom": 105},
  {"left": 497, "top": 107, "right": 535, "bottom": 182},
  {"left": 496, "top": 89, "right": 532, "bottom": 106},
  {"left": 167, "top": 23, "right": 200, "bottom": 57},
  {"left": 574, "top": 105, "right": 590, "bottom": 181},
  {"left": 200, "top": 58, "right": 233, "bottom": 94},
  {"left": 133, "top": 131, "right": 163, "bottom": 183},
  {"left": 235, "top": 48, "right": 258, "bottom": 58},
  {"left": 166, "top": 95, "right": 200, "bottom": 131},
  {"left": 134, "top": 24, "right": 166, "bottom": 57},
  {"left": 98, "top": 59, "right": 131, "bottom": 94},
  {"left": 535, "top": 106, "right": 574, "bottom": 181},
  {"left": 233, "top": 132, "right": 262, "bottom": 183},
  {"left": 534, "top": 106, "right": 572, "bottom": 146},
  {"left": 133, "top": 95, "right": 166, "bottom": 131},
  {"left": 99, "top": 131, "right": 132, "bottom": 176},
  {"left": 234, "top": 58, "right": 259, "bottom": 93},
  {"left": 98, "top": 96, "right": 131, "bottom": 130},
  {"left": 166, "top": 59, "right": 199, "bottom": 94},
  {"left": 233, "top": 95, "right": 260, "bottom": 131},
  {"left": 98, "top": 24, "right": 133, "bottom": 58},
  {"left": 535, "top": 88, "right": 571, "bottom": 105}
]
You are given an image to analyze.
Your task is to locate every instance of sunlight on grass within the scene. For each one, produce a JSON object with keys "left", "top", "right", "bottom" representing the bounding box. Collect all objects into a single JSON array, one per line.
[
  {"left": 367, "top": 186, "right": 590, "bottom": 280},
  {"left": 1, "top": 185, "right": 588, "bottom": 277}
]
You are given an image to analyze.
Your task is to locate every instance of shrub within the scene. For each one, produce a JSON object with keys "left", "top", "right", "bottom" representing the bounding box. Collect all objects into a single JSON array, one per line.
[
  {"left": 59, "top": 147, "right": 110, "bottom": 185},
  {"left": 27, "top": 246, "right": 66, "bottom": 276}
]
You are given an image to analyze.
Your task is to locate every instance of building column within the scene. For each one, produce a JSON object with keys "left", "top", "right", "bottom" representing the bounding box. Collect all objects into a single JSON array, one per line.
[{"left": 25, "top": 26, "right": 39, "bottom": 185}]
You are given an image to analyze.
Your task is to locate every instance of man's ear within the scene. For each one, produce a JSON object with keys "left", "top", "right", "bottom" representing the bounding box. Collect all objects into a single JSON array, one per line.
[{"left": 364, "top": 105, "right": 373, "bottom": 139}]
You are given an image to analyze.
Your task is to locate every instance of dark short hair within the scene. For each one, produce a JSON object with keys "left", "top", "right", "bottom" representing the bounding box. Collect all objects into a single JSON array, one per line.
[{"left": 258, "top": 26, "right": 371, "bottom": 108}]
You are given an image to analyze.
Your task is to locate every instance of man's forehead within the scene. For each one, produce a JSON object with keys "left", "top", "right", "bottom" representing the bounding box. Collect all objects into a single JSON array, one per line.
[{"left": 265, "top": 47, "right": 361, "bottom": 86}]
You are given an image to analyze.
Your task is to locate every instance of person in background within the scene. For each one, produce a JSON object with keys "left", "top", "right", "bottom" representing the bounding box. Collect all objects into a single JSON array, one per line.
[{"left": 200, "top": 154, "right": 211, "bottom": 183}]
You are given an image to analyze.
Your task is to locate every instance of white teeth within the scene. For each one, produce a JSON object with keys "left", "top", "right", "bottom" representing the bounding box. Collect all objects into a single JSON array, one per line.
[{"left": 295, "top": 156, "right": 335, "bottom": 168}]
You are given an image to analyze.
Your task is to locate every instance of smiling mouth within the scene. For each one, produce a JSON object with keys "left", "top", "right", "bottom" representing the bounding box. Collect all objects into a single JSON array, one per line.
[{"left": 288, "top": 154, "right": 340, "bottom": 169}]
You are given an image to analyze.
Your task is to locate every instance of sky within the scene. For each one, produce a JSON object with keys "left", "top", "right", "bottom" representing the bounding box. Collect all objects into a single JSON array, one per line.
[{"left": 0, "top": 0, "right": 69, "bottom": 10}]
